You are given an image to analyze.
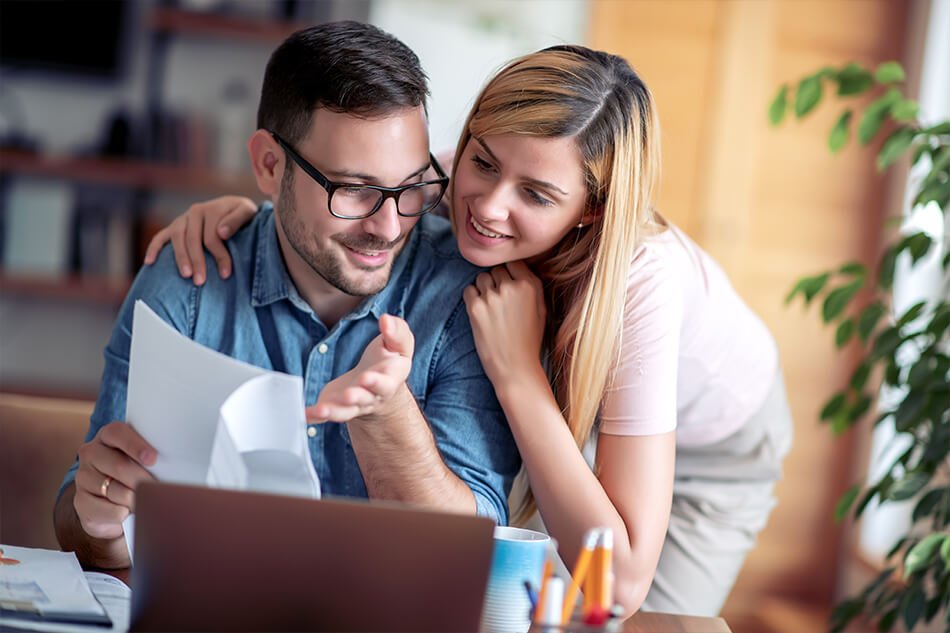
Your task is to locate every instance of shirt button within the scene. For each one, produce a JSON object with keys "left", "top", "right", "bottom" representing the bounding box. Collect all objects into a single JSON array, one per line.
[
  {"left": 317, "top": 343, "right": 329, "bottom": 354},
  {"left": 307, "top": 426, "right": 317, "bottom": 438}
]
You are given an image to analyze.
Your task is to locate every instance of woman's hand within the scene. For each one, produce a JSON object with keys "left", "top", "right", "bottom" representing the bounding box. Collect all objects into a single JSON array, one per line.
[
  {"left": 143, "top": 195, "right": 258, "bottom": 285},
  {"left": 463, "top": 260, "right": 547, "bottom": 387}
]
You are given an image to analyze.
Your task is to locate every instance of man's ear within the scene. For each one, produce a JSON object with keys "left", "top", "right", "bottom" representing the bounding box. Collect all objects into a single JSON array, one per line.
[{"left": 248, "top": 129, "right": 282, "bottom": 196}]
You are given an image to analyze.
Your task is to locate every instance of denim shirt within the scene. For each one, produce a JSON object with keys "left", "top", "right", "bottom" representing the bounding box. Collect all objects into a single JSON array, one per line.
[{"left": 62, "top": 204, "right": 520, "bottom": 523}]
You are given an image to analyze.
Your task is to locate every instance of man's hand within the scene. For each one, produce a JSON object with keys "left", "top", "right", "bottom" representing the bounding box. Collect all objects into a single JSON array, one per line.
[
  {"left": 73, "top": 422, "right": 157, "bottom": 540},
  {"left": 307, "top": 314, "right": 414, "bottom": 424}
]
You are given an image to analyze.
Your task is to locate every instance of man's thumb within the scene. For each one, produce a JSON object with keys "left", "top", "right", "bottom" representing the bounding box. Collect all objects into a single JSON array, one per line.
[{"left": 380, "top": 314, "right": 414, "bottom": 357}]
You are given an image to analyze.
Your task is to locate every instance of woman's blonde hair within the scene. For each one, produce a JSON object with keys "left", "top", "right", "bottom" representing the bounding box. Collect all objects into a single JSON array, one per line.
[{"left": 452, "top": 46, "right": 661, "bottom": 525}]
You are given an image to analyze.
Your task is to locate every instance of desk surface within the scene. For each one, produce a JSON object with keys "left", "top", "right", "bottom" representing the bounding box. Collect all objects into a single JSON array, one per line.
[{"left": 104, "top": 569, "right": 730, "bottom": 633}]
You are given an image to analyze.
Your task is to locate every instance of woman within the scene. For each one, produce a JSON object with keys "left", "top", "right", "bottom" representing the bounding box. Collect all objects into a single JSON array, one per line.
[{"left": 146, "top": 45, "right": 792, "bottom": 617}]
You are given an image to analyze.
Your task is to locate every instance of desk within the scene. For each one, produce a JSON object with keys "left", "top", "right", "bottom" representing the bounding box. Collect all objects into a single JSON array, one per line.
[{"left": 103, "top": 568, "right": 730, "bottom": 633}]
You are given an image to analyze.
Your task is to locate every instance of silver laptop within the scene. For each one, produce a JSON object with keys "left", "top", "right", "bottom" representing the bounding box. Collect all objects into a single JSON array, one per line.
[{"left": 129, "top": 481, "right": 495, "bottom": 632}]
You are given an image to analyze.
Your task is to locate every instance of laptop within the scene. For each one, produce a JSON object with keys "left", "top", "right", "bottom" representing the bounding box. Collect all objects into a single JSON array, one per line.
[{"left": 129, "top": 481, "right": 496, "bottom": 632}]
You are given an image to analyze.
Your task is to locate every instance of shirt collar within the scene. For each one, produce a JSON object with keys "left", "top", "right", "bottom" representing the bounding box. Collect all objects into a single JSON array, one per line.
[{"left": 251, "top": 202, "right": 415, "bottom": 323}]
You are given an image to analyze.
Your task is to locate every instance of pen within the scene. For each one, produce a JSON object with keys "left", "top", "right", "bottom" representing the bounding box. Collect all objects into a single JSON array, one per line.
[
  {"left": 534, "top": 538, "right": 556, "bottom": 622},
  {"left": 524, "top": 580, "right": 538, "bottom": 615},
  {"left": 561, "top": 528, "right": 600, "bottom": 624}
]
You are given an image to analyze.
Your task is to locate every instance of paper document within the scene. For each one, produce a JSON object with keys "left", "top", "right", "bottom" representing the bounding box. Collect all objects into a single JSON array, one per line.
[
  {"left": 0, "top": 545, "right": 110, "bottom": 628},
  {"left": 122, "top": 301, "right": 321, "bottom": 555}
]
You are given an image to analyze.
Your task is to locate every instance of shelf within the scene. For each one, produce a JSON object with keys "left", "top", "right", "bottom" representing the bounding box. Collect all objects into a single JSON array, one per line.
[
  {"left": 0, "top": 273, "right": 130, "bottom": 306},
  {"left": 148, "top": 7, "right": 307, "bottom": 43},
  {"left": 0, "top": 150, "right": 259, "bottom": 197}
]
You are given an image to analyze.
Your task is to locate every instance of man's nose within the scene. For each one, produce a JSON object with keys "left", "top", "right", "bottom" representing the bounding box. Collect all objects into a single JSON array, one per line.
[{"left": 360, "top": 197, "right": 403, "bottom": 244}]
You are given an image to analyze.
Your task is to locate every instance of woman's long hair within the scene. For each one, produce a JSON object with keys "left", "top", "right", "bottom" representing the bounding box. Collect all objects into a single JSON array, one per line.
[{"left": 451, "top": 46, "right": 661, "bottom": 524}]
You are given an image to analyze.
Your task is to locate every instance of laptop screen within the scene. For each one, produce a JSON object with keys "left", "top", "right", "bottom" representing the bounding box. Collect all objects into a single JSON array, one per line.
[{"left": 130, "top": 482, "right": 495, "bottom": 632}]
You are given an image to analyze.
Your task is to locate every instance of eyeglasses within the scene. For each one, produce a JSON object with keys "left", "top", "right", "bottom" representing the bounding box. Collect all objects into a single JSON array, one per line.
[{"left": 269, "top": 130, "right": 449, "bottom": 220}]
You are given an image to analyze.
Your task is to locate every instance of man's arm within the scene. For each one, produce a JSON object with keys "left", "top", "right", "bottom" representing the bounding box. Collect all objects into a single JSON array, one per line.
[
  {"left": 308, "top": 308, "right": 520, "bottom": 522},
  {"left": 54, "top": 247, "right": 191, "bottom": 567},
  {"left": 306, "top": 314, "right": 476, "bottom": 513}
]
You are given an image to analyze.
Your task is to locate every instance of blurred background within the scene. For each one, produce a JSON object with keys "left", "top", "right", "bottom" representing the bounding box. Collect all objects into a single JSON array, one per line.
[{"left": 1, "top": 1, "right": 947, "bottom": 631}]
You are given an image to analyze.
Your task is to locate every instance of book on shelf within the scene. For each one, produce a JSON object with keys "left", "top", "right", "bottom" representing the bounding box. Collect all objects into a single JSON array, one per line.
[{"left": 1, "top": 177, "right": 74, "bottom": 276}]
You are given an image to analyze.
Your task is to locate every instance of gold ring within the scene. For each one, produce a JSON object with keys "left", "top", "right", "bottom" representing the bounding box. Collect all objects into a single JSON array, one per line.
[{"left": 100, "top": 476, "right": 112, "bottom": 498}]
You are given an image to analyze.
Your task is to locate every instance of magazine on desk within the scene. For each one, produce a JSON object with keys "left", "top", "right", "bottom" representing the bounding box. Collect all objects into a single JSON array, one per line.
[{"left": 121, "top": 301, "right": 321, "bottom": 558}]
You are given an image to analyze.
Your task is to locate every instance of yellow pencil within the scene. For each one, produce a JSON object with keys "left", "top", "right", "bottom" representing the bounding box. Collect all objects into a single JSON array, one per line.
[{"left": 561, "top": 528, "right": 600, "bottom": 624}]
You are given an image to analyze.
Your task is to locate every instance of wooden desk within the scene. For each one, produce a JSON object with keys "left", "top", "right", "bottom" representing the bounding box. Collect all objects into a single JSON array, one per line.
[
  {"left": 624, "top": 610, "right": 732, "bottom": 632},
  {"left": 103, "top": 569, "right": 730, "bottom": 632}
]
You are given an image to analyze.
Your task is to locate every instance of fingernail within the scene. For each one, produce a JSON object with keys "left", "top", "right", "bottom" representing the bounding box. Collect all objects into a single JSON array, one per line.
[
  {"left": 140, "top": 449, "right": 156, "bottom": 465},
  {"left": 182, "top": 265, "right": 192, "bottom": 277},
  {"left": 221, "top": 267, "right": 231, "bottom": 279},
  {"left": 194, "top": 273, "right": 204, "bottom": 285},
  {"left": 219, "top": 226, "right": 231, "bottom": 238}
]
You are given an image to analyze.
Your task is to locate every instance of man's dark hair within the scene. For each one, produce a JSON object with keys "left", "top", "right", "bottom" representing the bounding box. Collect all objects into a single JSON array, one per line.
[{"left": 257, "top": 20, "right": 429, "bottom": 145}]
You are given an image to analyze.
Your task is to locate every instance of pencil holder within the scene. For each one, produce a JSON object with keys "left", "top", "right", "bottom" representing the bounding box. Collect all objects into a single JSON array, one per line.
[{"left": 527, "top": 613, "right": 623, "bottom": 633}]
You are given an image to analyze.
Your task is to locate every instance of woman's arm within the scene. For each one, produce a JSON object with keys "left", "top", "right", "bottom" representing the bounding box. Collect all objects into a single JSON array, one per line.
[
  {"left": 143, "top": 195, "right": 258, "bottom": 284},
  {"left": 463, "top": 261, "right": 676, "bottom": 615}
]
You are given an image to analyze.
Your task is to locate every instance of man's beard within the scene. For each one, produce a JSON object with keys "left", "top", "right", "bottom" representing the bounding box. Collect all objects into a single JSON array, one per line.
[{"left": 277, "top": 169, "right": 405, "bottom": 297}]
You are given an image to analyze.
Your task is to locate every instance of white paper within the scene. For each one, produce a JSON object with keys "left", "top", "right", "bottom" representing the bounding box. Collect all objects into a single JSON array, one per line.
[
  {"left": 123, "top": 301, "right": 321, "bottom": 559},
  {"left": 0, "top": 546, "right": 106, "bottom": 619}
]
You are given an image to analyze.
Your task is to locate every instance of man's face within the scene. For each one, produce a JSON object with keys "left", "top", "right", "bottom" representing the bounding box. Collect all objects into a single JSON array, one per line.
[{"left": 276, "top": 107, "right": 431, "bottom": 297}]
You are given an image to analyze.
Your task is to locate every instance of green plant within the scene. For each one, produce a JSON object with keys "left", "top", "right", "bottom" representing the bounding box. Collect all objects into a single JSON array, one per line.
[{"left": 770, "top": 61, "right": 949, "bottom": 632}]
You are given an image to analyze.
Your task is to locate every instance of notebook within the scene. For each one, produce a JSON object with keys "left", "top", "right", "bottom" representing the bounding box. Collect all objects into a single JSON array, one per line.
[{"left": 129, "top": 481, "right": 495, "bottom": 632}]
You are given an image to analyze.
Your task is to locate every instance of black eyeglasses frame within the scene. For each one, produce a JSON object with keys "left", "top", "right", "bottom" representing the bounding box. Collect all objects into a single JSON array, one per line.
[{"left": 269, "top": 130, "right": 449, "bottom": 220}]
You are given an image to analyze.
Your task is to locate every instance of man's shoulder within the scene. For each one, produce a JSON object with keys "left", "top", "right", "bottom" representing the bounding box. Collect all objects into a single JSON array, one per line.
[{"left": 409, "top": 214, "right": 482, "bottom": 280}]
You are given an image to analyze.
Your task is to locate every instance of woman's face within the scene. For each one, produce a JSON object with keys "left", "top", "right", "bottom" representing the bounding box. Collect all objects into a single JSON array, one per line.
[{"left": 451, "top": 133, "right": 589, "bottom": 268}]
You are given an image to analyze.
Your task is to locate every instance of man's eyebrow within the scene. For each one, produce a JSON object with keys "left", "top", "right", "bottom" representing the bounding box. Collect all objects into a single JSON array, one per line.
[
  {"left": 475, "top": 137, "right": 569, "bottom": 196},
  {"left": 327, "top": 161, "right": 430, "bottom": 186}
]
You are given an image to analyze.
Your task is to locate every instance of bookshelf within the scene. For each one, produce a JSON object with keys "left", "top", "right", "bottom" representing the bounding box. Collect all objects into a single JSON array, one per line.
[{"left": 0, "top": 6, "right": 310, "bottom": 306}]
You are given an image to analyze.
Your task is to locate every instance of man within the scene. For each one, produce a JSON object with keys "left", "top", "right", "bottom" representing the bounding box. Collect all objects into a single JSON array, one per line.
[{"left": 54, "top": 21, "right": 520, "bottom": 569}]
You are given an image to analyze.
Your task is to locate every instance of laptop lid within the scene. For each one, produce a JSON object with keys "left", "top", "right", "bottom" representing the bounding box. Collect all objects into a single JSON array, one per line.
[{"left": 129, "top": 481, "right": 495, "bottom": 632}]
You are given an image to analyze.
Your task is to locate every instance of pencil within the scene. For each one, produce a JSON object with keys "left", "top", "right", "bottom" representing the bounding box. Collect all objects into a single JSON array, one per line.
[{"left": 561, "top": 528, "right": 600, "bottom": 624}]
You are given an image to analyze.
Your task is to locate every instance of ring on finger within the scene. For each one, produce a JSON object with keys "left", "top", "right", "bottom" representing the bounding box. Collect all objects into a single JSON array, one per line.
[{"left": 100, "top": 475, "right": 112, "bottom": 498}]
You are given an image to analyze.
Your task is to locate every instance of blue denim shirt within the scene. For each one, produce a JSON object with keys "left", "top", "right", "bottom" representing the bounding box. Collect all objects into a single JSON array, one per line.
[{"left": 62, "top": 203, "right": 520, "bottom": 523}]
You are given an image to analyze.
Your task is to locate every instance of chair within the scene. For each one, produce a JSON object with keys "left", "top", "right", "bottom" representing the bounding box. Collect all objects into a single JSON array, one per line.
[{"left": 0, "top": 392, "right": 93, "bottom": 549}]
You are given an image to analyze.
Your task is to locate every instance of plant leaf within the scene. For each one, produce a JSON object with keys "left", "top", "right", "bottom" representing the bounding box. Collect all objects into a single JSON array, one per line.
[
  {"left": 904, "top": 533, "right": 945, "bottom": 576},
  {"left": 906, "top": 232, "right": 934, "bottom": 264},
  {"left": 922, "top": 121, "right": 950, "bottom": 135},
  {"left": 874, "top": 61, "right": 906, "bottom": 83},
  {"left": 891, "top": 99, "right": 919, "bottom": 122},
  {"left": 835, "top": 484, "right": 861, "bottom": 522},
  {"left": 894, "top": 389, "right": 927, "bottom": 431},
  {"left": 897, "top": 300, "right": 927, "bottom": 327},
  {"left": 888, "top": 471, "right": 930, "bottom": 502},
  {"left": 839, "top": 261, "right": 867, "bottom": 278},
  {"left": 836, "top": 63, "right": 874, "bottom": 96},
  {"left": 785, "top": 272, "right": 830, "bottom": 305},
  {"left": 850, "top": 362, "right": 871, "bottom": 391},
  {"left": 855, "top": 486, "right": 880, "bottom": 518},
  {"left": 769, "top": 84, "right": 788, "bottom": 126},
  {"left": 900, "top": 583, "right": 926, "bottom": 631},
  {"left": 878, "top": 246, "right": 898, "bottom": 290},
  {"left": 912, "top": 487, "right": 944, "bottom": 523},
  {"left": 877, "top": 126, "right": 915, "bottom": 170},
  {"left": 871, "top": 326, "right": 901, "bottom": 360},
  {"left": 921, "top": 146, "right": 950, "bottom": 187},
  {"left": 830, "top": 598, "right": 865, "bottom": 633},
  {"left": 848, "top": 393, "right": 872, "bottom": 422},
  {"left": 858, "top": 88, "right": 902, "bottom": 144},
  {"left": 829, "top": 110, "right": 853, "bottom": 153},
  {"left": 857, "top": 302, "right": 887, "bottom": 342},
  {"left": 821, "top": 392, "right": 847, "bottom": 422},
  {"left": 795, "top": 74, "right": 823, "bottom": 118},
  {"left": 835, "top": 319, "right": 855, "bottom": 348},
  {"left": 941, "top": 533, "right": 950, "bottom": 566},
  {"left": 822, "top": 281, "right": 862, "bottom": 323}
]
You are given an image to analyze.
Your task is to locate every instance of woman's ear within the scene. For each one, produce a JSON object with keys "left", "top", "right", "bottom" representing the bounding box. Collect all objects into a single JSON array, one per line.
[{"left": 248, "top": 129, "right": 282, "bottom": 196}]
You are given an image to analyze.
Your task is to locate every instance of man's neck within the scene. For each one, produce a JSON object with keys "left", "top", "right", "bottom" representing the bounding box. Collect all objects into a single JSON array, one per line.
[{"left": 273, "top": 216, "right": 361, "bottom": 329}]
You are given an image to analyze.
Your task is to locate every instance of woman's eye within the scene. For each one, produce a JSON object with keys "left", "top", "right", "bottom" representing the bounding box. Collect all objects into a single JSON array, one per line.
[
  {"left": 526, "top": 189, "right": 554, "bottom": 207},
  {"left": 471, "top": 155, "right": 494, "bottom": 173}
]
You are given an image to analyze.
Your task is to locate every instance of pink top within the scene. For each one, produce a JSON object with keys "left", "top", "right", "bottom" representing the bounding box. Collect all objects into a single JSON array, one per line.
[{"left": 598, "top": 224, "right": 778, "bottom": 446}]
